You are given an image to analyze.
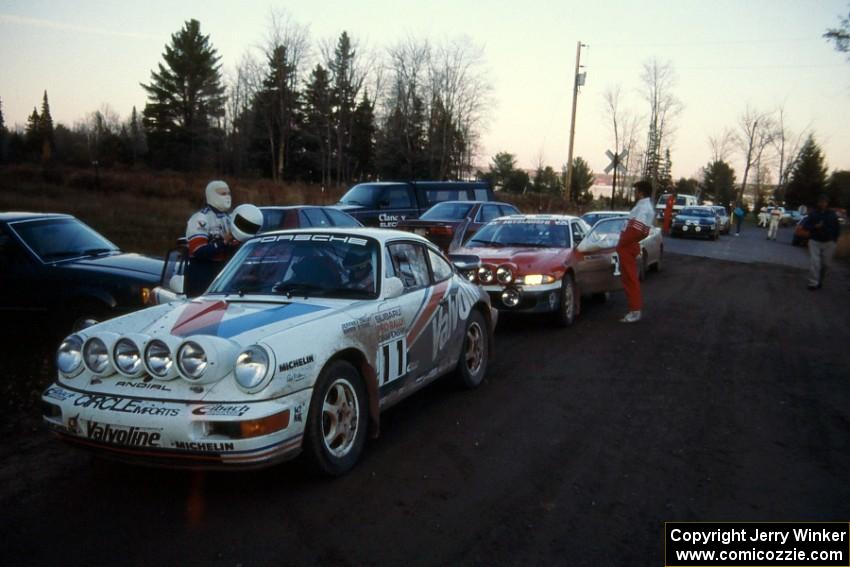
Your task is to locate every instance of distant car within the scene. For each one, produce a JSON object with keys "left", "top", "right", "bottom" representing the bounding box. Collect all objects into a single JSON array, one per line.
[
  {"left": 655, "top": 194, "right": 699, "bottom": 221},
  {"left": 580, "top": 210, "right": 629, "bottom": 227},
  {"left": 42, "top": 228, "right": 496, "bottom": 474},
  {"left": 781, "top": 210, "right": 803, "bottom": 227},
  {"left": 396, "top": 201, "right": 520, "bottom": 252},
  {"left": 335, "top": 181, "right": 496, "bottom": 228},
  {"left": 711, "top": 206, "right": 731, "bottom": 234},
  {"left": 0, "top": 213, "right": 162, "bottom": 333},
  {"left": 152, "top": 206, "right": 361, "bottom": 304},
  {"left": 670, "top": 206, "right": 720, "bottom": 240}
]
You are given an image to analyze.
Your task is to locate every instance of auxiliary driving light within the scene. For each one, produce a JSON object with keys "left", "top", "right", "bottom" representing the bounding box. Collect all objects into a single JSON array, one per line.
[
  {"left": 478, "top": 266, "right": 495, "bottom": 284},
  {"left": 501, "top": 287, "right": 521, "bottom": 308},
  {"left": 496, "top": 265, "right": 514, "bottom": 284}
]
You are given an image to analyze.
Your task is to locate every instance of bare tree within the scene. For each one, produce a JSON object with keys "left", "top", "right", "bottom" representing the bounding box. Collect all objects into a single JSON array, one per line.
[
  {"left": 260, "top": 10, "right": 310, "bottom": 182},
  {"left": 772, "top": 105, "right": 808, "bottom": 202},
  {"left": 225, "top": 52, "right": 263, "bottom": 175},
  {"left": 734, "top": 106, "right": 776, "bottom": 205},
  {"left": 639, "top": 58, "right": 682, "bottom": 200},
  {"left": 707, "top": 128, "right": 735, "bottom": 163},
  {"left": 602, "top": 84, "right": 642, "bottom": 203}
]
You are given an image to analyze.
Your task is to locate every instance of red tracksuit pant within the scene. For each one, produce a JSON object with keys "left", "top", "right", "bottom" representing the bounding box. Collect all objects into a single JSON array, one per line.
[{"left": 617, "top": 226, "right": 646, "bottom": 311}]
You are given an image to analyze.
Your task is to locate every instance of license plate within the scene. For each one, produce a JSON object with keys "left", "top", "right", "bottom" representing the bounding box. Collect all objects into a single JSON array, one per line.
[{"left": 414, "top": 229, "right": 427, "bottom": 236}]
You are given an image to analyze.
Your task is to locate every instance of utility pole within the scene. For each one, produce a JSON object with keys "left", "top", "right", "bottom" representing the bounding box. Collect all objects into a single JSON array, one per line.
[{"left": 565, "top": 41, "right": 587, "bottom": 204}]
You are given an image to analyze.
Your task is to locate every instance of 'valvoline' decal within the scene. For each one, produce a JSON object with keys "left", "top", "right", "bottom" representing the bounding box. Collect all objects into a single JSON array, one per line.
[{"left": 171, "top": 300, "right": 328, "bottom": 339}]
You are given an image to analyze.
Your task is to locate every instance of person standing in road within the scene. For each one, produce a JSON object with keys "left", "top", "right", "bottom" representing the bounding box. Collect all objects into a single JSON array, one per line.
[
  {"left": 662, "top": 191, "right": 676, "bottom": 235},
  {"left": 767, "top": 204, "right": 782, "bottom": 240},
  {"left": 733, "top": 203, "right": 745, "bottom": 236},
  {"left": 758, "top": 207, "right": 769, "bottom": 227},
  {"left": 185, "top": 180, "right": 239, "bottom": 297},
  {"left": 802, "top": 194, "right": 840, "bottom": 290},
  {"left": 616, "top": 180, "right": 654, "bottom": 323}
]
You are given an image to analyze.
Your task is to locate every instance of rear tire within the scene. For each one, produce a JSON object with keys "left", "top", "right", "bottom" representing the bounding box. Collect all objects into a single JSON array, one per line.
[
  {"left": 554, "top": 273, "right": 577, "bottom": 328},
  {"left": 454, "top": 310, "right": 488, "bottom": 389},
  {"left": 304, "top": 360, "right": 368, "bottom": 476}
]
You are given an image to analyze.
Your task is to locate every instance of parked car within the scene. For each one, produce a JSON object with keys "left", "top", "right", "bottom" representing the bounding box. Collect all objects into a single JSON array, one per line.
[
  {"left": 576, "top": 212, "right": 664, "bottom": 280},
  {"left": 396, "top": 201, "right": 520, "bottom": 252},
  {"left": 655, "top": 193, "right": 699, "bottom": 221},
  {"left": 43, "top": 228, "right": 496, "bottom": 474},
  {"left": 0, "top": 213, "right": 162, "bottom": 334},
  {"left": 152, "top": 206, "right": 361, "bottom": 304},
  {"left": 670, "top": 206, "right": 720, "bottom": 240},
  {"left": 335, "top": 181, "right": 495, "bottom": 228},
  {"left": 453, "top": 214, "right": 631, "bottom": 326},
  {"left": 780, "top": 209, "right": 802, "bottom": 227},
  {"left": 711, "top": 205, "right": 731, "bottom": 234}
]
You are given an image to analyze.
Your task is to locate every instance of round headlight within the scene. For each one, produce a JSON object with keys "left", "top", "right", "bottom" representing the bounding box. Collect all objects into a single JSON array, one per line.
[
  {"left": 496, "top": 265, "right": 514, "bottom": 284},
  {"left": 114, "top": 338, "right": 143, "bottom": 376},
  {"left": 57, "top": 335, "right": 83, "bottom": 376},
  {"left": 501, "top": 287, "right": 521, "bottom": 307},
  {"left": 83, "top": 337, "right": 112, "bottom": 375},
  {"left": 478, "top": 266, "right": 494, "bottom": 284},
  {"left": 177, "top": 341, "right": 207, "bottom": 380},
  {"left": 145, "top": 340, "right": 173, "bottom": 378},
  {"left": 234, "top": 346, "right": 271, "bottom": 391}
]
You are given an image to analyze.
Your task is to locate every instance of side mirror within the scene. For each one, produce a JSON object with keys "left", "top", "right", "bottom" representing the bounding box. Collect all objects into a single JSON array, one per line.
[
  {"left": 448, "top": 254, "right": 480, "bottom": 273},
  {"left": 383, "top": 276, "right": 404, "bottom": 299}
]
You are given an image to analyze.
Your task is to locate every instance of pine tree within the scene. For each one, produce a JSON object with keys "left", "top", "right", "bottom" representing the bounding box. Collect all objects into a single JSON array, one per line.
[
  {"left": 785, "top": 136, "right": 827, "bottom": 208},
  {"left": 24, "top": 107, "right": 40, "bottom": 160},
  {"left": 141, "top": 19, "right": 225, "bottom": 169},
  {"left": 39, "top": 90, "right": 55, "bottom": 163},
  {"left": 701, "top": 160, "right": 737, "bottom": 207},
  {"left": 350, "top": 90, "right": 375, "bottom": 181},
  {"left": 302, "top": 64, "right": 334, "bottom": 185},
  {"left": 128, "top": 106, "right": 146, "bottom": 164},
  {"left": 0, "top": 96, "right": 6, "bottom": 163},
  {"left": 570, "top": 157, "right": 596, "bottom": 204},
  {"left": 329, "top": 32, "right": 359, "bottom": 184},
  {"left": 255, "top": 44, "right": 301, "bottom": 181},
  {"left": 658, "top": 148, "right": 673, "bottom": 192}
]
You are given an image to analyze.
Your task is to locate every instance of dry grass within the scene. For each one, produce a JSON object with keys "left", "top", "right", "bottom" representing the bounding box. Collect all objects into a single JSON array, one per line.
[
  {"left": 0, "top": 165, "right": 345, "bottom": 256},
  {"left": 0, "top": 164, "right": 589, "bottom": 256}
]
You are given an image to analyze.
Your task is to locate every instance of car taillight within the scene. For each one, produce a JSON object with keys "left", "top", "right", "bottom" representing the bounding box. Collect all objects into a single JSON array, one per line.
[{"left": 430, "top": 226, "right": 454, "bottom": 236}]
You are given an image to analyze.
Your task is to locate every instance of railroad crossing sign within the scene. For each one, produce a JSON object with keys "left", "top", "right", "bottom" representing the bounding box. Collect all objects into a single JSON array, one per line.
[{"left": 604, "top": 149, "right": 628, "bottom": 174}]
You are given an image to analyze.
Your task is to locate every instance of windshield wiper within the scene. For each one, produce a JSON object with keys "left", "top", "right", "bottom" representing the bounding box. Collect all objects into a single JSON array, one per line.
[
  {"left": 502, "top": 242, "right": 555, "bottom": 248},
  {"left": 271, "top": 282, "right": 325, "bottom": 299},
  {"left": 42, "top": 250, "right": 88, "bottom": 261},
  {"left": 467, "top": 240, "right": 505, "bottom": 248},
  {"left": 81, "top": 248, "right": 115, "bottom": 256}
]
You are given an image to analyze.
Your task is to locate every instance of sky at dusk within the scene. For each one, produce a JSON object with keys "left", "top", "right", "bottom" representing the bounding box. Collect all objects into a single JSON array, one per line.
[{"left": 1, "top": 0, "right": 848, "bottom": 181}]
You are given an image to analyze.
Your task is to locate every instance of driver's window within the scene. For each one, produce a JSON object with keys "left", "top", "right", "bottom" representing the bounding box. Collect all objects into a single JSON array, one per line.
[
  {"left": 382, "top": 187, "right": 414, "bottom": 209},
  {"left": 387, "top": 243, "right": 430, "bottom": 291},
  {"left": 570, "top": 222, "right": 585, "bottom": 246}
]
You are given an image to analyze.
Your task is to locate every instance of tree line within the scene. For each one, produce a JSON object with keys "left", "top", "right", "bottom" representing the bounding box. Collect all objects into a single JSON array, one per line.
[{"left": 0, "top": 16, "right": 491, "bottom": 187}]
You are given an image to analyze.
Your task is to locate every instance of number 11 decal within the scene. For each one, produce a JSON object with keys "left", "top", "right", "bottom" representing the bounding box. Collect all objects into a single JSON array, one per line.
[{"left": 379, "top": 338, "right": 407, "bottom": 385}]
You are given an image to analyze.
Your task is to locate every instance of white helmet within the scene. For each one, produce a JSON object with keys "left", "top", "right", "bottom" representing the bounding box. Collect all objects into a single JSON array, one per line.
[
  {"left": 231, "top": 204, "right": 264, "bottom": 242},
  {"left": 205, "top": 180, "right": 232, "bottom": 212}
]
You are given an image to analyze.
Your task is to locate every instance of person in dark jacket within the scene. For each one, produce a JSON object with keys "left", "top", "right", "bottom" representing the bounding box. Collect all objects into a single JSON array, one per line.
[{"left": 802, "top": 194, "right": 840, "bottom": 290}]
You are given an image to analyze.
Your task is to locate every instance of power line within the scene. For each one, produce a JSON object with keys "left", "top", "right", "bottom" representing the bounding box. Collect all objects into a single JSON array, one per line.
[{"left": 594, "top": 37, "right": 823, "bottom": 48}]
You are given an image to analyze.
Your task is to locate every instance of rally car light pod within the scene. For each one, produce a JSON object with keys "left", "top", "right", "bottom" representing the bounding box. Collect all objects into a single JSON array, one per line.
[
  {"left": 501, "top": 287, "right": 522, "bottom": 308},
  {"left": 208, "top": 410, "right": 291, "bottom": 440},
  {"left": 113, "top": 335, "right": 149, "bottom": 378},
  {"left": 496, "top": 265, "right": 514, "bottom": 284},
  {"left": 478, "top": 266, "right": 495, "bottom": 284},
  {"left": 144, "top": 339, "right": 179, "bottom": 380},
  {"left": 234, "top": 345, "right": 275, "bottom": 393},
  {"left": 177, "top": 341, "right": 207, "bottom": 381},
  {"left": 175, "top": 335, "right": 240, "bottom": 384},
  {"left": 57, "top": 334, "right": 85, "bottom": 377},
  {"left": 83, "top": 332, "right": 120, "bottom": 376}
]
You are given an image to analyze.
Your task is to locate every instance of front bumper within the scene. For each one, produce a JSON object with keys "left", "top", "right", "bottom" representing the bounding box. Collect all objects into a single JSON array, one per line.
[
  {"left": 482, "top": 282, "right": 562, "bottom": 313},
  {"left": 672, "top": 225, "right": 715, "bottom": 237},
  {"left": 41, "top": 383, "right": 311, "bottom": 469}
]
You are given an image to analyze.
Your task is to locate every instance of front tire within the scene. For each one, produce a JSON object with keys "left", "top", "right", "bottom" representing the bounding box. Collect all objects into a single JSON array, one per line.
[
  {"left": 455, "top": 310, "right": 488, "bottom": 389},
  {"left": 304, "top": 360, "right": 368, "bottom": 476},
  {"left": 554, "top": 272, "right": 577, "bottom": 328}
]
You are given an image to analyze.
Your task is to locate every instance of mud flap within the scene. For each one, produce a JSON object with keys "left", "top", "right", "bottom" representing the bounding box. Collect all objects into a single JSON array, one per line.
[{"left": 358, "top": 360, "right": 381, "bottom": 439}]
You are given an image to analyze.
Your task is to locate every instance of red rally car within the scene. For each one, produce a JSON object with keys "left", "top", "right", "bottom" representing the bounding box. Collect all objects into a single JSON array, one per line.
[{"left": 453, "top": 214, "right": 626, "bottom": 326}]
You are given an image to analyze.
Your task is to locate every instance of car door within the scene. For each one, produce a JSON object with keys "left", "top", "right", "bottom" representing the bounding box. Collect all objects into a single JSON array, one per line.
[
  {"left": 377, "top": 186, "right": 418, "bottom": 227},
  {"left": 0, "top": 226, "right": 48, "bottom": 318},
  {"left": 376, "top": 241, "right": 433, "bottom": 398},
  {"left": 573, "top": 218, "right": 625, "bottom": 294}
]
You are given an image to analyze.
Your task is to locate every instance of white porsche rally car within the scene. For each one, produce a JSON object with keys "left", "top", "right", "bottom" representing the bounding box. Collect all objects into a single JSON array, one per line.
[{"left": 42, "top": 228, "right": 496, "bottom": 475}]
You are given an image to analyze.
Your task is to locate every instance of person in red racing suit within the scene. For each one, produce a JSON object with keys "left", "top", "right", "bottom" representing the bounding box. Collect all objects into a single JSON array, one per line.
[
  {"left": 617, "top": 181, "right": 654, "bottom": 323},
  {"left": 662, "top": 192, "right": 675, "bottom": 235}
]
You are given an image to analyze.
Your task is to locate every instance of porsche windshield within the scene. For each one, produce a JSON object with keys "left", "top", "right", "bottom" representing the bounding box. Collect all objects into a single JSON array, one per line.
[
  {"left": 209, "top": 234, "right": 380, "bottom": 299},
  {"left": 467, "top": 220, "right": 570, "bottom": 248}
]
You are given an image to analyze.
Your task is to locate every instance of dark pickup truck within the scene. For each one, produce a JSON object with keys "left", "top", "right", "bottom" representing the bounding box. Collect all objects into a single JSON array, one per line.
[{"left": 335, "top": 181, "right": 496, "bottom": 228}]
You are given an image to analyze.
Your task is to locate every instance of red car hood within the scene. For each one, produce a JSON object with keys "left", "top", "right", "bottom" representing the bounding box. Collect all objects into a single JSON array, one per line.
[{"left": 455, "top": 245, "right": 573, "bottom": 273}]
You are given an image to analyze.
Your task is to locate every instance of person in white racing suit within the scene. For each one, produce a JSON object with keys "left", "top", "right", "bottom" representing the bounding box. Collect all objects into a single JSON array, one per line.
[
  {"left": 767, "top": 205, "right": 782, "bottom": 240},
  {"left": 616, "top": 181, "right": 655, "bottom": 323},
  {"left": 185, "top": 180, "right": 239, "bottom": 297}
]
